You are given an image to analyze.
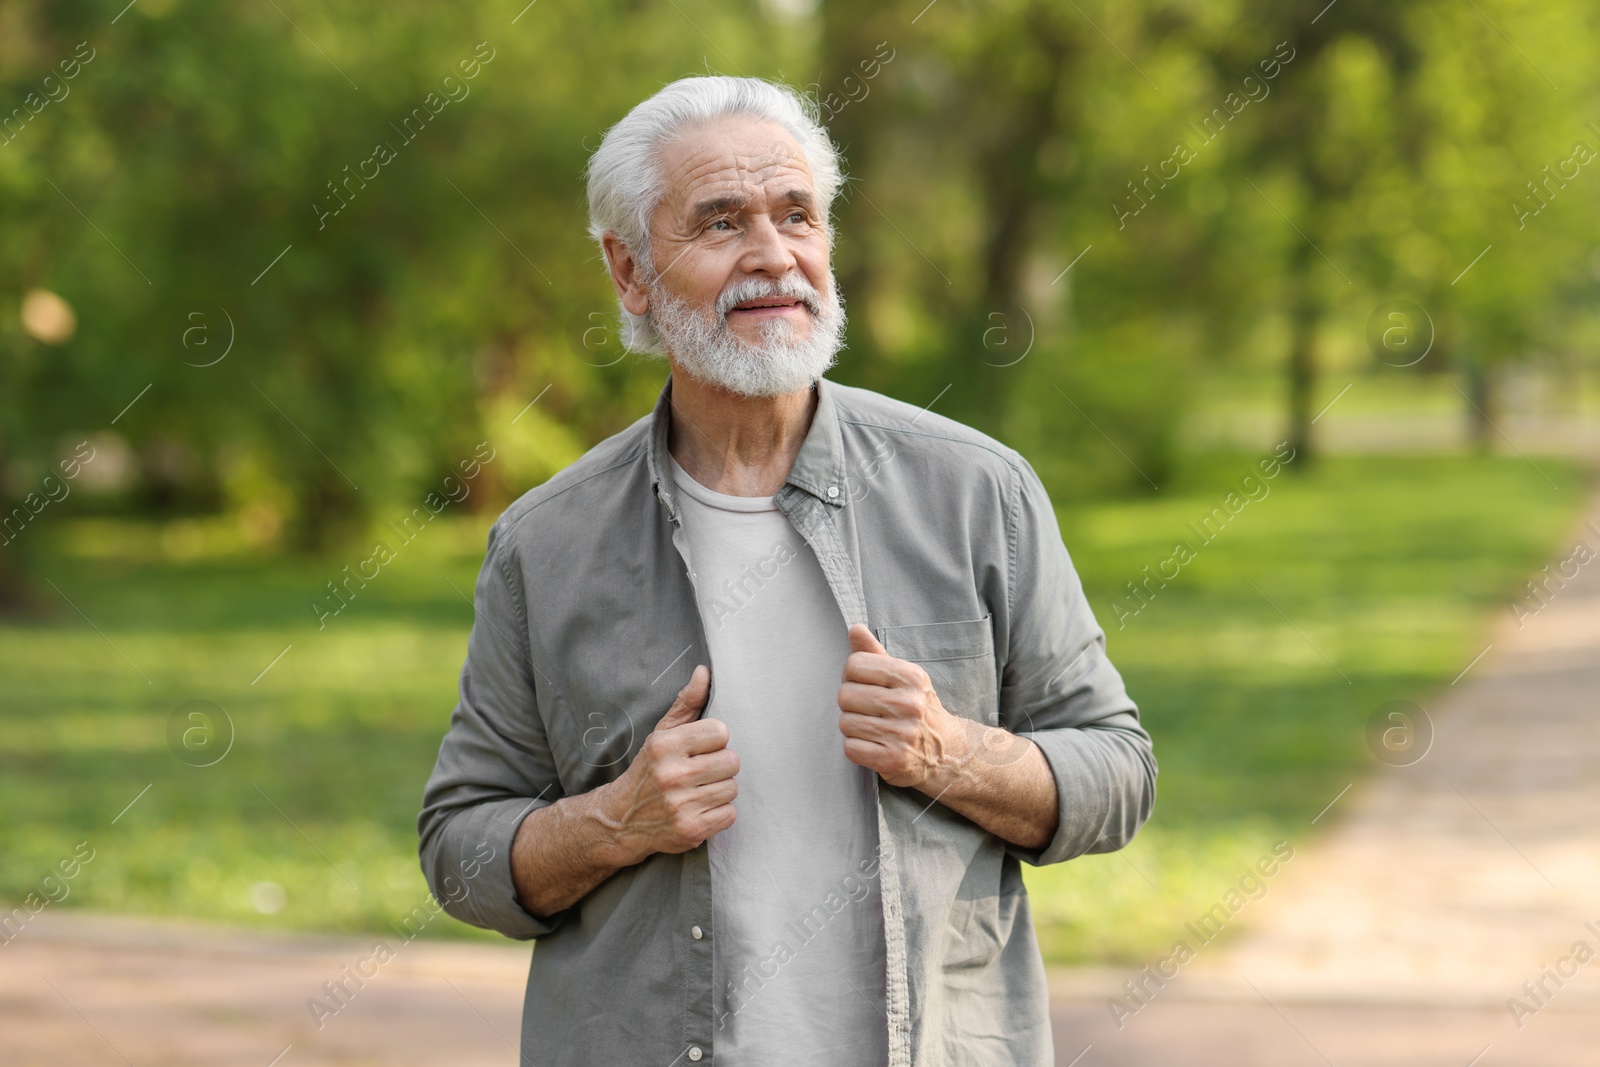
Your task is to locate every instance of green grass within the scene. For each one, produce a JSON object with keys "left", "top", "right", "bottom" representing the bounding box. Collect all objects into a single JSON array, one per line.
[
  {"left": 0, "top": 453, "right": 1589, "bottom": 963},
  {"left": 1029, "top": 451, "right": 1589, "bottom": 962},
  {"left": 1, "top": 517, "right": 492, "bottom": 940}
]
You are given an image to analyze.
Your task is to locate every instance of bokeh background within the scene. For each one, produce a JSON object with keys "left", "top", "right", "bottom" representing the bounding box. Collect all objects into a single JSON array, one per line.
[{"left": 3, "top": 0, "right": 1599, "bottom": 1059}]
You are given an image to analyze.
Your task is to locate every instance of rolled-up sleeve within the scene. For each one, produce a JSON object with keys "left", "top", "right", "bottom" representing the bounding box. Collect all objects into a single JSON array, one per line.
[
  {"left": 417, "top": 519, "right": 568, "bottom": 939},
  {"left": 997, "top": 454, "right": 1157, "bottom": 866}
]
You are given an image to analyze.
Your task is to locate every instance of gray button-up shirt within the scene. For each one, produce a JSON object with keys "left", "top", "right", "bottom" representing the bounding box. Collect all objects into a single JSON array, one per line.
[{"left": 418, "top": 372, "right": 1157, "bottom": 1066}]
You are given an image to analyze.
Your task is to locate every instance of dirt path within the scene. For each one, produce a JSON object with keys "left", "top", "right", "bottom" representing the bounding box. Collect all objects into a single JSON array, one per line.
[
  {"left": 2, "top": 911, "right": 530, "bottom": 1066},
  {"left": 1047, "top": 490, "right": 1600, "bottom": 1065},
  {"left": 6, "top": 497, "right": 1600, "bottom": 1066}
]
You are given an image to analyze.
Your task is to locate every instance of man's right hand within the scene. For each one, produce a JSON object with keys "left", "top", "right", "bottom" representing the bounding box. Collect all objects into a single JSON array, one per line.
[{"left": 603, "top": 664, "right": 739, "bottom": 864}]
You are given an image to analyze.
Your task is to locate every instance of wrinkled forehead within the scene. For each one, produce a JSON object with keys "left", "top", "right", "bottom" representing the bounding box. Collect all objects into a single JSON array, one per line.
[{"left": 653, "top": 118, "right": 816, "bottom": 221}]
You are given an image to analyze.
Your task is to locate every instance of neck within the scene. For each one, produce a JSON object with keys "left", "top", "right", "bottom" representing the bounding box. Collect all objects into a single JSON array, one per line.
[{"left": 666, "top": 364, "right": 818, "bottom": 497}]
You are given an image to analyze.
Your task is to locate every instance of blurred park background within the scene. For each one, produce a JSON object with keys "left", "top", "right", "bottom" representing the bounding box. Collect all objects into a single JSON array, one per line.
[{"left": 3, "top": 0, "right": 1600, "bottom": 986}]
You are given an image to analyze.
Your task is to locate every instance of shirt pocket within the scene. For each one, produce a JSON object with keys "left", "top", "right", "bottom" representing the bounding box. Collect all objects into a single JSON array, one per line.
[{"left": 874, "top": 614, "right": 999, "bottom": 727}]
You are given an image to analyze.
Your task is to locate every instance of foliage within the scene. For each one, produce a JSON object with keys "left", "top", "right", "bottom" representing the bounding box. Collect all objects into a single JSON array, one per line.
[{"left": 3, "top": 0, "right": 1597, "bottom": 573}]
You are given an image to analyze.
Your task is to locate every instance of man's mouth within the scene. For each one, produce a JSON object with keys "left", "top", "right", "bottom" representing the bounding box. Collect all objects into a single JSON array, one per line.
[{"left": 727, "top": 298, "right": 806, "bottom": 316}]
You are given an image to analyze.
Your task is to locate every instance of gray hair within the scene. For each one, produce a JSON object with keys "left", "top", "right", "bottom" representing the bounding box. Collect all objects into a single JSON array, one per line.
[{"left": 584, "top": 75, "right": 845, "bottom": 353}]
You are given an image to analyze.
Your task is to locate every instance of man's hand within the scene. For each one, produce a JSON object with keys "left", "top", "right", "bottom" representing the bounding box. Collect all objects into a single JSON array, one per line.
[
  {"left": 837, "top": 624, "right": 971, "bottom": 791},
  {"left": 837, "top": 624, "right": 1059, "bottom": 849},
  {"left": 511, "top": 665, "right": 738, "bottom": 919},
  {"left": 600, "top": 664, "right": 739, "bottom": 864}
]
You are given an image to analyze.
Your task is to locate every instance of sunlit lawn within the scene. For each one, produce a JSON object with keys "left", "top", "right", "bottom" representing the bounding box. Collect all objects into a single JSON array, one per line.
[
  {"left": 1031, "top": 450, "right": 1587, "bottom": 961},
  {"left": 0, "top": 452, "right": 1587, "bottom": 963}
]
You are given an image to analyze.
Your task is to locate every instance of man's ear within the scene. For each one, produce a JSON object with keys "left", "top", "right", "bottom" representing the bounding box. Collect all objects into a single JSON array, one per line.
[{"left": 602, "top": 232, "right": 651, "bottom": 317}]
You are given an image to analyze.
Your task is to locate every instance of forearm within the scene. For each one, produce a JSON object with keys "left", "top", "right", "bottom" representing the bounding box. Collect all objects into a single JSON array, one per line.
[
  {"left": 510, "top": 668, "right": 737, "bottom": 919},
  {"left": 510, "top": 782, "right": 636, "bottom": 919},
  {"left": 918, "top": 717, "right": 1059, "bottom": 850}
]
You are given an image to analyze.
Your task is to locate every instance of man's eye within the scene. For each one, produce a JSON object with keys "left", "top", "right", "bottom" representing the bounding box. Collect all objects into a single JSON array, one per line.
[
  {"left": 709, "top": 218, "right": 733, "bottom": 231},
  {"left": 785, "top": 212, "right": 807, "bottom": 224}
]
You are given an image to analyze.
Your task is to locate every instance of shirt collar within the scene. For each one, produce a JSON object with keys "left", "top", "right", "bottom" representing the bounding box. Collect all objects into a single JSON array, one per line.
[{"left": 648, "top": 372, "right": 849, "bottom": 518}]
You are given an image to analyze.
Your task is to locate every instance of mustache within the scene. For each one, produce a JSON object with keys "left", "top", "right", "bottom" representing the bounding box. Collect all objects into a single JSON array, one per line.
[{"left": 716, "top": 275, "right": 823, "bottom": 318}]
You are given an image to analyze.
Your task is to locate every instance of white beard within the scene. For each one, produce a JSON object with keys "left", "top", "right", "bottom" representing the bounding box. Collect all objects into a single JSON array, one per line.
[{"left": 644, "top": 269, "right": 847, "bottom": 398}]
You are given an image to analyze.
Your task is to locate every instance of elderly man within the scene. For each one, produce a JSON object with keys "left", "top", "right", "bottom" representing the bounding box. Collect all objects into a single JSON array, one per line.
[{"left": 418, "top": 75, "right": 1155, "bottom": 1066}]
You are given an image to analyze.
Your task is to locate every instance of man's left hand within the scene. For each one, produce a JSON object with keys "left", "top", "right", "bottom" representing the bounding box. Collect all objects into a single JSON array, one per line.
[{"left": 837, "top": 622, "right": 970, "bottom": 791}]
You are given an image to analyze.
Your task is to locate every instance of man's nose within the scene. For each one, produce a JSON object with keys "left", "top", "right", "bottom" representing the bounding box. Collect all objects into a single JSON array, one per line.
[{"left": 737, "top": 214, "right": 799, "bottom": 277}]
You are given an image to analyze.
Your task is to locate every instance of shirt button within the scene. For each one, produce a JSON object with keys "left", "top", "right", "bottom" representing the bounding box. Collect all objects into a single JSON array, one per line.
[
  {"left": 688, "top": 1047, "right": 703, "bottom": 1061},
  {"left": 690, "top": 925, "right": 703, "bottom": 939},
  {"left": 827, "top": 485, "right": 839, "bottom": 498}
]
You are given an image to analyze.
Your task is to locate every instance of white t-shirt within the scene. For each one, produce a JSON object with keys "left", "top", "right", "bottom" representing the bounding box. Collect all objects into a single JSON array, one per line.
[{"left": 669, "top": 454, "right": 888, "bottom": 1066}]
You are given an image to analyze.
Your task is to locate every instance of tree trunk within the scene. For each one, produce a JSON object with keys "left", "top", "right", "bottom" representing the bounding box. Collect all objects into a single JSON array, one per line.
[
  {"left": 962, "top": 10, "right": 1073, "bottom": 434},
  {"left": 817, "top": 0, "right": 891, "bottom": 390},
  {"left": 1464, "top": 357, "right": 1494, "bottom": 451},
  {"left": 0, "top": 431, "right": 40, "bottom": 616},
  {"left": 1285, "top": 238, "right": 1320, "bottom": 466}
]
